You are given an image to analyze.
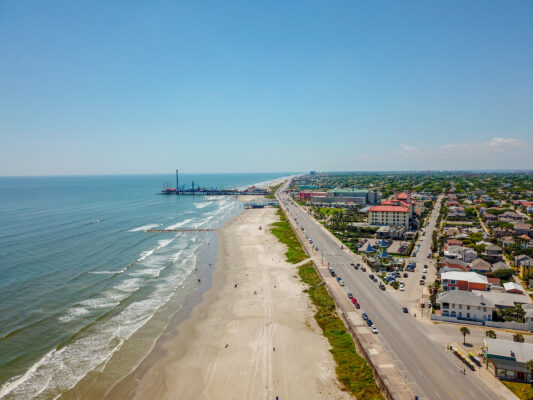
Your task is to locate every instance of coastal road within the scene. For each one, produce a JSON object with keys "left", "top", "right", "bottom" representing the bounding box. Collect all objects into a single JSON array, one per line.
[{"left": 277, "top": 189, "right": 504, "bottom": 400}]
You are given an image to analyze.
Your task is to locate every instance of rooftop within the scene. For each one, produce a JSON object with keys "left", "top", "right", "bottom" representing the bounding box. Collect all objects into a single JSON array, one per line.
[
  {"left": 503, "top": 282, "right": 525, "bottom": 293},
  {"left": 369, "top": 205, "right": 410, "bottom": 213},
  {"left": 437, "top": 291, "right": 495, "bottom": 308},
  {"left": 441, "top": 271, "right": 488, "bottom": 284},
  {"left": 472, "top": 290, "right": 528, "bottom": 307},
  {"left": 486, "top": 338, "right": 533, "bottom": 363}
]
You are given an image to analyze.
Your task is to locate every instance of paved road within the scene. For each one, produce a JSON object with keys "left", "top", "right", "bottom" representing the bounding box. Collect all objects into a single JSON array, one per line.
[{"left": 277, "top": 187, "right": 504, "bottom": 400}]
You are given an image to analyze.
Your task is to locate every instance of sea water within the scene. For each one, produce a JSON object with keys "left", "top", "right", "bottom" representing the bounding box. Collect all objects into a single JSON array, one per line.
[{"left": 0, "top": 173, "right": 288, "bottom": 399}]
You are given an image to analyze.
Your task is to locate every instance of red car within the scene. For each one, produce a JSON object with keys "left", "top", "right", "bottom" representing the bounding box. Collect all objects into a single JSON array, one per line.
[
  {"left": 361, "top": 266, "right": 366, "bottom": 272},
  {"left": 351, "top": 297, "right": 358, "bottom": 304},
  {"left": 353, "top": 265, "right": 359, "bottom": 270},
  {"left": 354, "top": 302, "right": 361, "bottom": 309}
]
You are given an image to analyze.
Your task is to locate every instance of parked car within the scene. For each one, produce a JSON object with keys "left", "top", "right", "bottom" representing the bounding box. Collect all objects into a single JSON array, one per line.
[
  {"left": 427, "top": 254, "right": 431, "bottom": 259},
  {"left": 379, "top": 284, "right": 386, "bottom": 290},
  {"left": 419, "top": 280, "right": 425, "bottom": 285},
  {"left": 362, "top": 313, "right": 368, "bottom": 321},
  {"left": 339, "top": 280, "right": 345, "bottom": 286},
  {"left": 403, "top": 273, "right": 408, "bottom": 278},
  {"left": 366, "top": 319, "right": 373, "bottom": 326},
  {"left": 347, "top": 293, "right": 353, "bottom": 299},
  {"left": 371, "top": 325, "right": 378, "bottom": 334},
  {"left": 421, "top": 275, "right": 426, "bottom": 280},
  {"left": 354, "top": 302, "right": 360, "bottom": 309},
  {"left": 353, "top": 264, "right": 359, "bottom": 270},
  {"left": 402, "top": 307, "right": 408, "bottom": 313},
  {"left": 369, "top": 274, "right": 375, "bottom": 280},
  {"left": 361, "top": 266, "right": 366, "bottom": 272},
  {"left": 373, "top": 277, "right": 378, "bottom": 282}
]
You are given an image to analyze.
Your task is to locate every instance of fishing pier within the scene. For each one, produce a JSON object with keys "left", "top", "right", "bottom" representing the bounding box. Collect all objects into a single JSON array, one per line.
[{"left": 159, "top": 170, "right": 270, "bottom": 196}]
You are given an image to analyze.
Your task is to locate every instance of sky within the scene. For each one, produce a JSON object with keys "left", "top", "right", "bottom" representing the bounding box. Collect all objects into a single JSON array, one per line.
[{"left": 1, "top": 1, "right": 532, "bottom": 175}]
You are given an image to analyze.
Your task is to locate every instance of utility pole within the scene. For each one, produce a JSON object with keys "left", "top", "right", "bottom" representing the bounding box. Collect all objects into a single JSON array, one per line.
[{"left": 176, "top": 169, "right": 179, "bottom": 191}]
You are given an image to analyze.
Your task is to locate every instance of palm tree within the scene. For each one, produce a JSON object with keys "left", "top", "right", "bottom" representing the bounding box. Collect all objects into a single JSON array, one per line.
[
  {"left": 485, "top": 330, "right": 497, "bottom": 339},
  {"left": 514, "top": 333, "right": 525, "bottom": 343},
  {"left": 526, "top": 359, "right": 533, "bottom": 378},
  {"left": 460, "top": 327, "right": 470, "bottom": 345}
]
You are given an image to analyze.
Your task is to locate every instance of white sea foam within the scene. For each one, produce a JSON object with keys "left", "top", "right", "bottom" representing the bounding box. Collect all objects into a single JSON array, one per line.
[
  {"left": 88, "top": 267, "right": 126, "bottom": 275},
  {"left": 58, "top": 307, "right": 90, "bottom": 323},
  {"left": 114, "top": 278, "right": 142, "bottom": 293},
  {"left": 128, "top": 224, "right": 161, "bottom": 232},
  {"left": 79, "top": 298, "right": 120, "bottom": 310},
  {"left": 0, "top": 195, "right": 243, "bottom": 399},
  {"left": 193, "top": 201, "right": 213, "bottom": 209},
  {"left": 165, "top": 218, "right": 195, "bottom": 230}
]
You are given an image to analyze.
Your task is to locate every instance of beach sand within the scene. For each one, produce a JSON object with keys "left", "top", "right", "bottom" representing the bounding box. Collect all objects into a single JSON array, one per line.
[{"left": 107, "top": 205, "right": 350, "bottom": 400}]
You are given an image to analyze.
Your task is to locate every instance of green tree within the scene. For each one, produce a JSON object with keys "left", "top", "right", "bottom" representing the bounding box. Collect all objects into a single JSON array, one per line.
[
  {"left": 460, "top": 327, "right": 470, "bottom": 345},
  {"left": 485, "top": 330, "right": 497, "bottom": 339},
  {"left": 513, "top": 333, "right": 525, "bottom": 343},
  {"left": 526, "top": 359, "right": 533, "bottom": 374}
]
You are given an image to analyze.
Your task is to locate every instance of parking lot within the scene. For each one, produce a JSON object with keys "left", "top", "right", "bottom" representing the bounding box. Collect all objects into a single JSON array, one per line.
[{"left": 357, "top": 238, "right": 409, "bottom": 254}]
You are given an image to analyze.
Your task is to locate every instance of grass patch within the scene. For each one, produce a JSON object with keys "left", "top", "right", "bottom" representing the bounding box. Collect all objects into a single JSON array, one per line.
[
  {"left": 265, "top": 181, "right": 284, "bottom": 199},
  {"left": 502, "top": 381, "right": 533, "bottom": 399},
  {"left": 299, "top": 261, "right": 383, "bottom": 400},
  {"left": 270, "top": 209, "right": 308, "bottom": 263},
  {"left": 319, "top": 207, "right": 346, "bottom": 216}
]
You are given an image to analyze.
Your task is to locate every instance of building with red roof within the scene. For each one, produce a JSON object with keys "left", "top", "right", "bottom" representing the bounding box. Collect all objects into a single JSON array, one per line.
[{"left": 368, "top": 193, "right": 415, "bottom": 229}]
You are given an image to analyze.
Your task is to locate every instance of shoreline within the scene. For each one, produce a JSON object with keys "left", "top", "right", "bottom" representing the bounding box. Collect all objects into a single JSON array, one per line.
[{"left": 106, "top": 201, "right": 350, "bottom": 399}]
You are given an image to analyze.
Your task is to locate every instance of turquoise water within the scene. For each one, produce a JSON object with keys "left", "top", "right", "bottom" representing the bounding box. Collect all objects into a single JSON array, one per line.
[{"left": 0, "top": 173, "right": 288, "bottom": 399}]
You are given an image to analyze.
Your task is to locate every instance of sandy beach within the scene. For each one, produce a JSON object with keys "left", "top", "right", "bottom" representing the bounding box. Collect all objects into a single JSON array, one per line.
[{"left": 107, "top": 204, "right": 350, "bottom": 400}]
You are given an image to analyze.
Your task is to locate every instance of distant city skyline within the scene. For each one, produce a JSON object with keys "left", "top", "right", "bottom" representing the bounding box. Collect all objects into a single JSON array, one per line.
[{"left": 1, "top": 1, "right": 532, "bottom": 176}]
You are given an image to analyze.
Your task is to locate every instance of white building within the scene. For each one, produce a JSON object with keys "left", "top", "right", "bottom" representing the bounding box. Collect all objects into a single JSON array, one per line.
[{"left": 438, "top": 291, "right": 494, "bottom": 321}]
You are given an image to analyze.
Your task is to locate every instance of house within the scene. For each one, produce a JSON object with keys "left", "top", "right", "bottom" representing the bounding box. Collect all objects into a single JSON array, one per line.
[
  {"left": 463, "top": 249, "right": 478, "bottom": 264},
  {"left": 484, "top": 338, "right": 533, "bottom": 382},
  {"left": 502, "top": 211, "right": 524, "bottom": 222},
  {"left": 441, "top": 271, "right": 489, "bottom": 291},
  {"left": 441, "top": 258, "right": 470, "bottom": 272},
  {"left": 444, "top": 245, "right": 466, "bottom": 259},
  {"left": 494, "top": 227, "right": 514, "bottom": 239},
  {"left": 472, "top": 290, "right": 529, "bottom": 309},
  {"left": 514, "top": 223, "right": 532, "bottom": 237},
  {"left": 446, "top": 238, "right": 463, "bottom": 247},
  {"left": 504, "top": 282, "right": 526, "bottom": 295},
  {"left": 501, "top": 236, "right": 515, "bottom": 247},
  {"left": 515, "top": 254, "right": 533, "bottom": 267},
  {"left": 492, "top": 261, "right": 510, "bottom": 272},
  {"left": 484, "top": 213, "right": 498, "bottom": 222},
  {"left": 483, "top": 244, "right": 503, "bottom": 263},
  {"left": 437, "top": 291, "right": 494, "bottom": 321},
  {"left": 470, "top": 258, "right": 492, "bottom": 273}
]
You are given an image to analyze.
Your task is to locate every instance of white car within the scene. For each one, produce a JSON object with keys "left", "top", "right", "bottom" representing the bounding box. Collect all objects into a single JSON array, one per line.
[
  {"left": 371, "top": 325, "right": 378, "bottom": 334},
  {"left": 399, "top": 282, "right": 405, "bottom": 291}
]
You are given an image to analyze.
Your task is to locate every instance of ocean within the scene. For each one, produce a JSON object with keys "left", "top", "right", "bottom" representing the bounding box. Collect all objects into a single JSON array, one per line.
[{"left": 0, "top": 173, "right": 289, "bottom": 399}]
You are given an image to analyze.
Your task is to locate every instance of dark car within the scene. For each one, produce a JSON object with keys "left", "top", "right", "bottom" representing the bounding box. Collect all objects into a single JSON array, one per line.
[
  {"left": 348, "top": 293, "right": 353, "bottom": 299},
  {"left": 373, "top": 277, "right": 378, "bottom": 282},
  {"left": 362, "top": 313, "right": 368, "bottom": 320},
  {"left": 369, "top": 274, "right": 375, "bottom": 280},
  {"left": 330, "top": 270, "right": 336, "bottom": 277},
  {"left": 379, "top": 284, "right": 386, "bottom": 290},
  {"left": 350, "top": 262, "right": 355, "bottom": 266},
  {"left": 353, "top": 264, "right": 359, "bottom": 270},
  {"left": 366, "top": 318, "right": 373, "bottom": 326},
  {"left": 354, "top": 302, "right": 361, "bottom": 309},
  {"left": 427, "top": 254, "right": 431, "bottom": 259},
  {"left": 403, "top": 273, "right": 408, "bottom": 278},
  {"left": 361, "top": 266, "right": 366, "bottom": 272},
  {"left": 402, "top": 307, "right": 408, "bottom": 313},
  {"left": 357, "top": 263, "right": 361, "bottom": 267},
  {"left": 422, "top": 275, "right": 426, "bottom": 280}
]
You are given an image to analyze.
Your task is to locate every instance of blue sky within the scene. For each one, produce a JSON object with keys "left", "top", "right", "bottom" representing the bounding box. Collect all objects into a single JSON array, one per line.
[{"left": 1, "top": 1, "right": 532, "bottom": 175}]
